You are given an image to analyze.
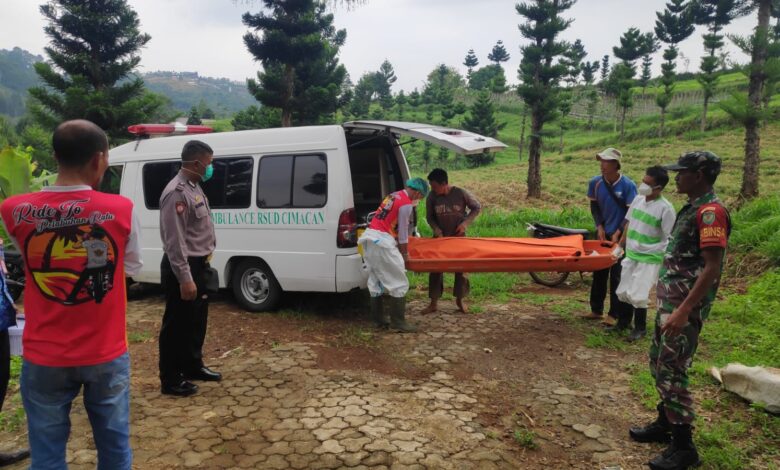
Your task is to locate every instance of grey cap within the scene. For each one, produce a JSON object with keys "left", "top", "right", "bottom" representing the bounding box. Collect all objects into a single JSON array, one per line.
[{"left": 596, "top": 148, "right": 622, "bottom": 161}]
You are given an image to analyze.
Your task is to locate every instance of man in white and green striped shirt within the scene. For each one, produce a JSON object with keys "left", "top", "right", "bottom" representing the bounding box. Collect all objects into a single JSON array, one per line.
[{"left": 616, "top": 166, "right": 676, "bottom": 341}]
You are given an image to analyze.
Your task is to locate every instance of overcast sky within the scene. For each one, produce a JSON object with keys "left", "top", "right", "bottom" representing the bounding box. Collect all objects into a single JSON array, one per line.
[{"left": 1, "top": 0, "right": 758, "bottom": 92}]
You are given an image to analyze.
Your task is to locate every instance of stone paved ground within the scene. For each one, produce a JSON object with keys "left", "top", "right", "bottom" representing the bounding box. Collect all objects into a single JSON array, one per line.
[{"left": 0, "top": 292, "right": 667, "bottom": 469}]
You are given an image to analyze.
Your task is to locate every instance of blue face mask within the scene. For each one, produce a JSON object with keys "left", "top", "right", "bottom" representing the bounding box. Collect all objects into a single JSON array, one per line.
[{"left": 202, "top": 163, "right": 214, "bottom": 182}]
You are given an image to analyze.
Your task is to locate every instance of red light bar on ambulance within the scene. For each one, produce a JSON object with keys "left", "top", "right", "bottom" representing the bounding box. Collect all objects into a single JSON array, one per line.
[{"left": 127, "top": 123, "right": 213, "bottom": 137}]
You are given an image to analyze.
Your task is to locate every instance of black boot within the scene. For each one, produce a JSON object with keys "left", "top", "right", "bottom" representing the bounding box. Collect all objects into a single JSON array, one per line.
[
  {"left": 388, "top": 297, "right": 417, "bottom": 333},
  {"left": 648, "top": 424, "right": 701, "bottom": 470},
  {"left": 370, "top": 296, "right": 389, "bottom": 329},
  {"left": 628, "top": 308, "right": 648, "bottom": 342},
  {"left": 629, "top": 402, "right": 672, "bottom": 443},
  {"left": 0, "top": 449, "right": 30, "bottom": 467}
]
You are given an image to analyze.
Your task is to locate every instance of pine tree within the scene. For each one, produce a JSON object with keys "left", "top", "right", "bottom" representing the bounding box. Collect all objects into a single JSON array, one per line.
[
  {"left": 599, "top": 54, "right": 611, "bottom": 86},
  {"left": 612, "top": 28, "right": 656, "bottom": 138},
  {"left": 28, "top": 0, "right": 163, "bottom": 142},
  {"left": 243, "top": 0, "right": 347, "bottom": 127},
  {"left": 187, "top": 106, "right": 202, "bottom": 125},
  {"left": 488, "top": 40, "right": 511, "bottom": 65},
  {"left": 558, "top": 39, "right": 587, "bottom": 152},
  {"left": 719, "top": 0, "right": 775, "bottom": 199},
  {"left": 655, "top": 0, "right": 696, "bottom": 137},
  {"left": 422, "top": 64, "right": 463, "bottom": 106},
  {"left": 376, "top": 59, "right": 397, "bottom": 110},
  {"left": 408, "top": 88, "right": 421, "bottom": 107},
  {"left": 463, "top": 49, "right": 479, "bottom": 81},
  {"left": 581, "top": 61, "right": 600, "bottom": 130},
  {"left": 461, "top": 91, "right": 506, "bottom": 167},
  {"left": 349, "top": 73, "right": 374, "bottom": 117},
  {"left": 692, "top": 0, "right": 753, "bottom": 131},
  {"left": 517, "top": 0, "right": 576, "bottom": 198},
  {"left": 396, "top": 90, "right": 407, "bottom": 120}
]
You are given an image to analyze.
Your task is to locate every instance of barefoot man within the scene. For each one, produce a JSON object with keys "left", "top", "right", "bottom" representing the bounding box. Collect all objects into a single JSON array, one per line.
[{"left": 421, "top": 168, "right": 481, "bottom": 314}]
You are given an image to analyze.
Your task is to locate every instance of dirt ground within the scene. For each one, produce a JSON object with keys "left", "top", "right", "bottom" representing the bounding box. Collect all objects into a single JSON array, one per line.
[{"left": 0, "top": 286, "right": 669, "bottom": 469}]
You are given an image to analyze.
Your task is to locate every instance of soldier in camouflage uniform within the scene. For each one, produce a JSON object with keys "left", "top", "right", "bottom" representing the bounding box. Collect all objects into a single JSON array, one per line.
[{"left": 628, "top": 152, "right": 730, "bottom": 470}]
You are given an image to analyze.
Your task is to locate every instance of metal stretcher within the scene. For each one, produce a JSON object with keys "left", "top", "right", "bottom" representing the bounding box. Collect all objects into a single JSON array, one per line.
[{"left": 406, "top": 235, "right": 618, "bottom": 273}]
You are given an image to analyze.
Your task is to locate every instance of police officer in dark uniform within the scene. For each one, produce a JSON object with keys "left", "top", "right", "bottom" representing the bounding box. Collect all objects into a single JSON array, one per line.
[{"left": 158, "top": 140, "right": 221, "bottom": 396}]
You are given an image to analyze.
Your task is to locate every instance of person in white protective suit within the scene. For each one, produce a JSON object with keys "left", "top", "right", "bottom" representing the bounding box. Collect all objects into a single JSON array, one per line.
[
  {"left": 359, "top": 177, "right": 429, "bottom": 333},
  {"left": 614, "top": 166, "right": 676, "bottom": 341}
]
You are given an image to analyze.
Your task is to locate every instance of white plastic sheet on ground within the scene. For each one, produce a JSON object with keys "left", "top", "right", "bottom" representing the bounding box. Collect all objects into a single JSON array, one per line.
[{"left": 710, "top": 364, "right": 780, "bottom": 414}]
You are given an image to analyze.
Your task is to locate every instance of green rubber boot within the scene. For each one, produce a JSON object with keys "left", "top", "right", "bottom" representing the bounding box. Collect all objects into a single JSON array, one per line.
[
  {"left": 388, "top": 297, "right": 417, "bottom": 333},
  {"left": 370, "top": 296, "right": 389, "bottom": 329}
]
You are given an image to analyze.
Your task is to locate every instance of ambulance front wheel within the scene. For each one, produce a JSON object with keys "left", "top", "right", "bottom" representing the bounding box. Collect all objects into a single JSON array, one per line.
[{"left": 232, "top": 259, "right": 281, "bottom": 312}]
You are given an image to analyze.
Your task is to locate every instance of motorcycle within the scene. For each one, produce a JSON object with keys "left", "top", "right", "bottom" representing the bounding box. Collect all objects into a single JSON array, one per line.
[{"left": 526, "top": 222, "right": 592, "bottom": 287}]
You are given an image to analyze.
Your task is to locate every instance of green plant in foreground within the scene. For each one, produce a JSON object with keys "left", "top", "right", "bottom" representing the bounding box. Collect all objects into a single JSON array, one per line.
[{"left": 513, "top": 425, "right": 539, "bottom": 450}]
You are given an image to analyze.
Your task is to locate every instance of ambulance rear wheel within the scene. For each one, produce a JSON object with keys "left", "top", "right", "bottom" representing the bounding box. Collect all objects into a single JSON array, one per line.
[{"left": 232, "top": 259, "right": 281, "bottom": 312}]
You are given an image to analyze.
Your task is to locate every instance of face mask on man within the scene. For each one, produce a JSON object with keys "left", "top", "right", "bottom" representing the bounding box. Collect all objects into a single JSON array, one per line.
[
  {"left": 638, "top": 182, "right": 657, "bottom": 197},
  {"left": 201, "top": 163, "right": 214, "bottom": 182}
]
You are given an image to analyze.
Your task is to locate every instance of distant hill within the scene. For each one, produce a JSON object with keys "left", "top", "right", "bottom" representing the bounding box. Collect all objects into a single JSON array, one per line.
[
  {"left": 0, "top": 47, "right": 43, "bottom": 117},
  {"left": 142, "top": 71, "right": 256, "bottom": 117},
  {"left": 0, "top": 46, "right": 257, "bottom": 119}
]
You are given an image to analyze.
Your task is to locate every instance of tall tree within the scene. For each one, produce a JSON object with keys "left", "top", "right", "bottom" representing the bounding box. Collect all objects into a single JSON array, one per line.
[
  {"left": 349, "top": 72, "right": 374, "bottom": 117},
  {"left": 599, "top": 54, "right": 611, "bottom": 86},
  {"left": 692, "top": 0, "right": 753, "bottom": 131},
  {"left": 612, "top": 28, "right": 656, "bottom": 138},
  {"left": 376, "top": 59, "right": 397, "bottom": 110},
  {"left": 488, "top": 40, "right": 511, "bottom": 65},
  {"left": 655, "top": 0, "right": 696, "bottom": 137},
  {"left": 28, "top": 0, "right": 163, "bottom": 142},
  {"left": 638, "top": 35, "right": 661, "bottom": 95},
  {"left": 243, "top": 0, "right": 347, "bottom": 127},
  {"left": 395, "top": 90, "right": 407, "bottom": 120},
  {"left": 558, "top": 39, "right": 587, "bottom": 151},
  {"left": 422, "top": 64, "right": 463, "bottom": 105},
  {"left": 720, "top": 0, "right": 775, "bottom": 199},
  {"left": 461, "top": 91, "right": 505, "bottom": 167},
  {"left": 463, "top": 49, "right": 479, "bottom": 80},
  {"left": 581, "top": 60, "right": 601, "bottom": 130},
  {"left": 517, "top": 0, "right": 576, "bottom": 198}
]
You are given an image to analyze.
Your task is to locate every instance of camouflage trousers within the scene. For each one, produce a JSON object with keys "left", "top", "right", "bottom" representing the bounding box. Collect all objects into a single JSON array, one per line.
[{"left": 648, "top": 308, "right": 703, "bottom": 425}]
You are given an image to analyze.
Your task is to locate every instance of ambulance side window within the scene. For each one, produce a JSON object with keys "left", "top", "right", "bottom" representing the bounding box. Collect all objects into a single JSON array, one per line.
[
  {"left": 99, "top": 165, "right": 124, "bottom": 194},
  {"left": 202, "top": 157, "right": 253, "bottom": 209},
  {"left": 257, "top": 154, "right": 327, "bottom": 208},
  {"left": 142, "top": 161, "right": 181, "bottom": 209}
]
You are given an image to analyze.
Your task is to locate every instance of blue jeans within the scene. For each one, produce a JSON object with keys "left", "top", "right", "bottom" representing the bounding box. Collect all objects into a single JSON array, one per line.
[{"left": 21, "top": 352, "right": 132, "bottom": 470}]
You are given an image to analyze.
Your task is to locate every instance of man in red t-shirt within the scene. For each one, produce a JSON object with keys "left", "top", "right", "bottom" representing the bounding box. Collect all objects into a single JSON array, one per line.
[{"left": 0, "top": 120, "right": 141, "bottom": 469}]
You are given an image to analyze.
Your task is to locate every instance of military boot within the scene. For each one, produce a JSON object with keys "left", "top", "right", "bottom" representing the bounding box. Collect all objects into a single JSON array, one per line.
[
  {"left": 648, "top": 424, "right": 701, "bottom": 470},
  {"left": 370, "top": 295, "right": 389, "bottom": 329},
  {"left": 629, "top": 402, "right": 672, "bottom": 443},
  {"left": 388, "top": 297, "right": 417, "bottom": 333}
]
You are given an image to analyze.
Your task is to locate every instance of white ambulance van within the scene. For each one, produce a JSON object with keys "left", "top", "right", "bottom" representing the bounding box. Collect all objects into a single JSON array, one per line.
[{"left": 105, "top": 121, "right": 506, "bottom": 311}]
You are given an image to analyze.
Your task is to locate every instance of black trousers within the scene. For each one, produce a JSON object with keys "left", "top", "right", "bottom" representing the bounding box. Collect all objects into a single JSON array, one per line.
[
  {"left": 590, "top": 236, "right": 631, "bottom": 319},
  {"left": 0, "top": 330, "right": 9, "bottom": 410},
  {"left": 159, "top": 255, "right": 209, "bottom": 385}
]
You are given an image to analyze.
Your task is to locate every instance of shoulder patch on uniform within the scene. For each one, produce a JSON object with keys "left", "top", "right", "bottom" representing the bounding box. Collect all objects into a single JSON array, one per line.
[
  {"left": 175, "top": 182, "right": 185, "bottom": 192},
  {"left": 175, "top": 201, "right": 186, "bottom": 215},
  {"left": 702, "top": 211, "right": 716, "bottom": 225}
]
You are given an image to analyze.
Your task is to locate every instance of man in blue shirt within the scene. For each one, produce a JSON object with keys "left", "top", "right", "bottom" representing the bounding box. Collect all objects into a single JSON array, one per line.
[{"left": 584, "top": 148, "right": 637, "bottom": 326}]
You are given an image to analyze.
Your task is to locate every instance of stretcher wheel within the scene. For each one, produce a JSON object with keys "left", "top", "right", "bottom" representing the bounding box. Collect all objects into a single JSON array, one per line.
[{"left": 529, "top": 271, "right": 569, "bottom": 287}]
